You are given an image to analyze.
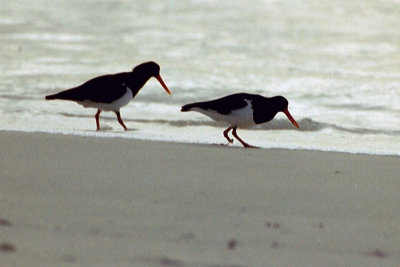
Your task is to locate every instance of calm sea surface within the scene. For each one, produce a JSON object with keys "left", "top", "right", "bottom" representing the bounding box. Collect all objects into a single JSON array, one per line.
[{"left": 1, "top": 0, "right": 400, "bottom": 155}]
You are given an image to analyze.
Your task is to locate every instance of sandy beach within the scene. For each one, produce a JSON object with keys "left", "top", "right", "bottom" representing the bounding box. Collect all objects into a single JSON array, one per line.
[{"left": 0, "top": 130, "right": 399, "bottom": 266}]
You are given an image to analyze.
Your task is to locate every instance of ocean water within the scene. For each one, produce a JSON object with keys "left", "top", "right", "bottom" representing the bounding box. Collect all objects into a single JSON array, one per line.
[{"left": 1, "top": 0, "right": 400, "bottom": 155}]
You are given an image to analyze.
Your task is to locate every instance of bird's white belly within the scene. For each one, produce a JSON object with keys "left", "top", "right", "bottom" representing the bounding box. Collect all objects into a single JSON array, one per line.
[
  {"left": 78, "top": 88, "right": 133, "bottom": 111},
  {"left": 193, "top": 100, "right": 255, "bottom": 128}
]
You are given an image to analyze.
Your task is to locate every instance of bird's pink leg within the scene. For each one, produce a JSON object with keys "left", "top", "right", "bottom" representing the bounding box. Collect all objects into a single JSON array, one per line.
[
  {"left": 95, "top": 109, "right": 101, "bottom": 131},
  {"left": 116, "top": 111, "right": 128, "bottom": 131},
  {"left": 232, "top": 127, "right": 258, "bottom": 148},
  {"left": 223, "top": 127, "right": 234, "bottom": 143}
]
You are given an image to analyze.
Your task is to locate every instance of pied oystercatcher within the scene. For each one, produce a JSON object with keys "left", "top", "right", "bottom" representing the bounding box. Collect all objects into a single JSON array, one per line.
[
  {"left": 181, "top": 93, "right": 299, "bottom": 148},
  {"left": 45, "top": 61, "right": 171, "bottom": 131}
]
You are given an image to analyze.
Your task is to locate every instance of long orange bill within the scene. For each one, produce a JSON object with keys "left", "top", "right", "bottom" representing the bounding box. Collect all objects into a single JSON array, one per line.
[
  {"left": 283, "top": 109, "right": 300, "bottom": 128},
  {"left": 155, "top": 74, "right": 171, "bottom": 95}
]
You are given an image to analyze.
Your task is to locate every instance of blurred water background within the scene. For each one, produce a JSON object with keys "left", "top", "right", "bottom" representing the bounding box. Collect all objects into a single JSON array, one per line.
[{"left": 1, "top": 0, "right": 400, "bottom": 154}]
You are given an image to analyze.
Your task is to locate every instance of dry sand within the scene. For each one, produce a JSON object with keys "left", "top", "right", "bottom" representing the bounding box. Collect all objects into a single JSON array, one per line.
[{"left": 0, "top": 131, "right": 399, "bottom": 266}]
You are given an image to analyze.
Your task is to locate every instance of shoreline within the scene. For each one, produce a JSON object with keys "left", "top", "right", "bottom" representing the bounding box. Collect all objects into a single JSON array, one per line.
[
  {"left": 1, "top": 129, "right": 400, "bottom": 157},
  {"left": 1, "top": 130, "right": 399, "bottom": 266}
]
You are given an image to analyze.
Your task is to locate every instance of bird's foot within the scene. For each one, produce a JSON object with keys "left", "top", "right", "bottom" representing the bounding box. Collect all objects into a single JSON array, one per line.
[
  {"left": 241, "top": 141, "right": 259, "bottom": 148},
  {"left": 243, "top": 144, "right": 259, "bottom": 149},
  {"left": 223, "top": 137, "right": 234, "bottom": 143}
]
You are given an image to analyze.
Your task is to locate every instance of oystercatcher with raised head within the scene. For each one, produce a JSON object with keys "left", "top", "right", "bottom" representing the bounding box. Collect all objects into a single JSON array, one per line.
[
  {"left": 181, "top": 93, "right": 299, "bottom": 148},
  {"left": 45, "top": 61, "right": 171, "bottom": 131}
]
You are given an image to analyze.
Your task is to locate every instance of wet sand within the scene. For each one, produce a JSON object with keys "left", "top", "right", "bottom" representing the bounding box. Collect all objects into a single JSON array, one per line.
[{"left": 0, "top": 131, "right": 399, "bottom": 266}]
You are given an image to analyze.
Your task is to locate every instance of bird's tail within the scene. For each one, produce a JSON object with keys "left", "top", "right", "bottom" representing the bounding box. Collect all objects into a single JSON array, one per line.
[
  {"left": 181, "top": 103, "right": 197, "bottom": 112},
  {"left": 45, "top": 93, "right": 60, "bottom": 100},
  {"left": 45, "top": 88, "right": 79, "bottom": 101}
]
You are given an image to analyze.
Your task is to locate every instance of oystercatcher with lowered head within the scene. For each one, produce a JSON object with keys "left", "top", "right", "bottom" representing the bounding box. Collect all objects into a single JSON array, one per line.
[
  {"left": 45, "top": 61, "right": 171, "bottom": 131},
  {"left": 181, "top": 93, "right": 299, "bottom": 148}
]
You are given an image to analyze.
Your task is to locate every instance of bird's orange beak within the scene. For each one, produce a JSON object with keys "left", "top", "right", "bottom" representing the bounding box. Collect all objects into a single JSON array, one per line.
[
  {"left": 155, "top": 74, "right": 171, "bottom": 95},
  {"left": 283, "top": 109, "right": 300, "bottom": 128}
]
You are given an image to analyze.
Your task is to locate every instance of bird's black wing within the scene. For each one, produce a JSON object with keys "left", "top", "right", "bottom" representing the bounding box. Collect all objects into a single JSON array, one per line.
[
  {"left": 182, "top": 93, "right": 252, "bottom": 115},
  {"left": 47, "top": 73, "right": 131, "bottom": 103}
]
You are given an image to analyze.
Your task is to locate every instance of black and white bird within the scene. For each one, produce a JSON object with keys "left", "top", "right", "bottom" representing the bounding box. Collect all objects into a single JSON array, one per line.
[
  {"left": 181, "top": 93, "right": 299, "bottom": 148},
  {"left": 45, "top": 61, "right": 171, "bottom": 131}
]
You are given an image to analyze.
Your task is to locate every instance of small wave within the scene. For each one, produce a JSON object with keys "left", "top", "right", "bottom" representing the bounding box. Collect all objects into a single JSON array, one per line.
[
  {"left": 325, "top": 103, "right": 389, "bottom": 112},
  {"left": 258, "top": 118, "right": 325, "bottom": 131},
  {"left": 330, "top": 124, "right": 400, "bottom": 136},
  {"left": 296, "top": 118, "right": 400, "bottom": 136}
]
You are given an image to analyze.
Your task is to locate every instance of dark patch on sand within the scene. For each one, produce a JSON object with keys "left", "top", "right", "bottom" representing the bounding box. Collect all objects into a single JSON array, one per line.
[
  {"left": 60, "top": 254, "right": 77, "bottom": 263},
  {"left": 366, "top": 249, "right": 388, "bottom": 258},
  {"left": 0, "top": 218, "right": 12, "bottom": 227},
  {"left": 159, "top": 256, "right": 183, "bottom": 266},
  {"left": 271, "top": 241, "right": 279, "bottom": 249},
  {"left": 213, "top": 143, "right": 230, "bottom": 147},
  {"left": 265, "top": 221, "right": 281, "bottom": 229},
  {"left": 0, "top": 242, "right": 16, "bottom": 253},
  {"left": 179, "top": 232, "right": 196, "bottom": 241},
  {"left": 227, "top": 239, "right": 237, "bottom": 250},
  {"left": 311, "top": 222, "right": 325, "bottom": 229}
]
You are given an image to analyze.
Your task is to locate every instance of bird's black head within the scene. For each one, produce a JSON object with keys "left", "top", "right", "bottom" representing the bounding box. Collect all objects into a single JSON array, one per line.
[
  {"left": 131, "top": 61, "right": 171, "bottom": 95},
  {"left": 132, "top": 61, "right": 160, "bottom": 77},
  {"left": 271, "top": 96, "right": 289, "bottom": 112},
  {"left": 271, "top": 95, "right": 299, "bottom": 128}
]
